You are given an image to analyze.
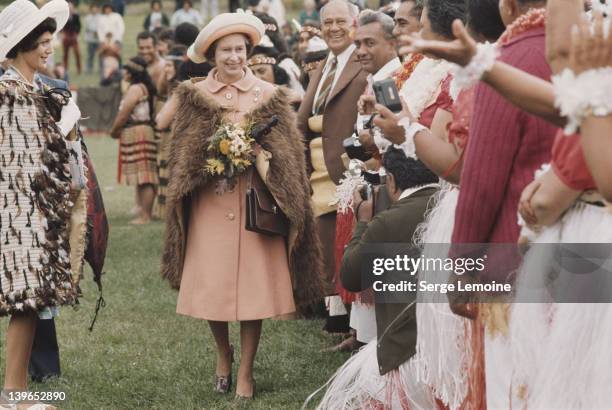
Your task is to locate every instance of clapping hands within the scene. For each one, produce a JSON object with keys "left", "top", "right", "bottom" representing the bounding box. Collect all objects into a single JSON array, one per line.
[{"left": 568, "top": 12, "right": 612, "bottom": 74}]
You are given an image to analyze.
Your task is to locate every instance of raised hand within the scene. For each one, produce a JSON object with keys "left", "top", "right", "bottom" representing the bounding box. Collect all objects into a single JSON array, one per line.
[
  {"left": 372, "top": 105, "right": 404, "bottom": 144},
  {"left": 357, "top": 94, "right": 376, "bottom": 115},
  {"left": 399, "top": 19, "right": 478, "bottom": 67},
  {"left": 372, "top": 96, "right": 417, "bottom": 145},
  {"left": 568, "top": 13, "right": 612, "bottom": 74}
]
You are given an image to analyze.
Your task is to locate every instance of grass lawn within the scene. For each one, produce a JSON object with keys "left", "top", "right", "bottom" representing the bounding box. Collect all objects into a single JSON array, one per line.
[{"left": 0, "top": 134, "right": 350, "bottom": 409}]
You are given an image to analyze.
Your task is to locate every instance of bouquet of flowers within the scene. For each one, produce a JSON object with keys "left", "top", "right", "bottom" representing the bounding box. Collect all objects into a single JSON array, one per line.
[{"left": 205, "top": 121, "right": 256, "bottom": 194}]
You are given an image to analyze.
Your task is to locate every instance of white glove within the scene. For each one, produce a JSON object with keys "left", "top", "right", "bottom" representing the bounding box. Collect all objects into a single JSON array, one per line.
[
  {"left": 66, "top": 140, "right": 87, "bottom": 190},
  {"left": 56, "top": 98, "right": 81, "bottom": 137}
]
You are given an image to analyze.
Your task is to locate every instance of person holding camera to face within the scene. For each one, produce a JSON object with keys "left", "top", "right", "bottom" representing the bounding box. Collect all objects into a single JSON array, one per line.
[
  {"left": 314, "top": 147, "right": 440, "bottom": 409},
  {"left": 336, "top": 9, "right": 402, "bottom": 349},
  {"left": 353, "top": 10, "right": 401, "bottom": 157}
]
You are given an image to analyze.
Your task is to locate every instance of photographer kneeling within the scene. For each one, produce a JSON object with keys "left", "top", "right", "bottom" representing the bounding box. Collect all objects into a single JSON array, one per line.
[{"left": 314, "top": 147, "right": 439, "bottom": 408}]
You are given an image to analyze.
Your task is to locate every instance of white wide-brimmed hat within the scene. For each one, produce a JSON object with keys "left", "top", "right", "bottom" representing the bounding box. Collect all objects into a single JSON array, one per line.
[
  {"left": 0, "top": 0, "right": 69, "bottom": 61},
  {"left": 187, "top": 11, "right": 265, "bottom": 64}
]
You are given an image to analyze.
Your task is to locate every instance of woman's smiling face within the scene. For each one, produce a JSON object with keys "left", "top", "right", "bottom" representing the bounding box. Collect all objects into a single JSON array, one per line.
[
  {"left": 20, "top": 31, "right": 54, "bottom": 73},
  {"left": 214, "top": 34, "right": 249, "bottom": 80}
]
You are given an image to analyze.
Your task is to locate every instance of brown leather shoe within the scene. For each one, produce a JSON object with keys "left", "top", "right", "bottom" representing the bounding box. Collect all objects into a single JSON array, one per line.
[
  {"left": 213, "top": 345, "right": 234, "bottom": 394},
  {"left": 214, "top": 374, "right": 232, "bottom": 394}
]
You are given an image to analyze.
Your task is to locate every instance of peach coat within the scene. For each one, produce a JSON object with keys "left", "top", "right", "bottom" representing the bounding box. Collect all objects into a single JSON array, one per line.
[{"left": 176, "top": 68, "right": 296, "bottom": 321}]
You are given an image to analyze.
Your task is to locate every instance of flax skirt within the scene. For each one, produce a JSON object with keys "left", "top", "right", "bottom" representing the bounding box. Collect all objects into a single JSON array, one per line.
[
  {"left": 153, "top": 129, "right": 171, "bottom": 218},
  {"left": 118, "top": 124, "right": 159, "bottom": 186}
]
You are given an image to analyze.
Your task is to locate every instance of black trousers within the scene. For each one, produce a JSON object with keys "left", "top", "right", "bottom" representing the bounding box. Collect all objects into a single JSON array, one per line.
[{"left": 28, "top": 319, "right": 60, "bottom": 382}]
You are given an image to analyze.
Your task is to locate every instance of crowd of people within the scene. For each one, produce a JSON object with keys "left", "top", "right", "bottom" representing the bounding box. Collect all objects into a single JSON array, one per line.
[
  {"left": 1, "top": 0, "right": 612, "bottom": 408},
  {"left": 54, "top": 0, "right": 290, "bottom": 82}
]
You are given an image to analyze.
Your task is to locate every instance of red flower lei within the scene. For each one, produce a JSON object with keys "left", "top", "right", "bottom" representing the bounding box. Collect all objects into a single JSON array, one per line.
[
  {"left": 499, "top": 8, "right": 546, "bottom": 46},
  {"left": 394, "top": 53, "right": 425, "bottom": 90}
]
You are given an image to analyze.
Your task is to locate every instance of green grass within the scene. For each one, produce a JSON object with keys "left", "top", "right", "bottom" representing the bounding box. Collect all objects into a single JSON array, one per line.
[{"left": 0, "top": 135, "right": 350, "bottom": 409}]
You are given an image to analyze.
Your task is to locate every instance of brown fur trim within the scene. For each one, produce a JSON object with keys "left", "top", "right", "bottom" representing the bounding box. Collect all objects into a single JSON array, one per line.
[{"left": 161, "top": 82, "right": 324, "bottom": 312}]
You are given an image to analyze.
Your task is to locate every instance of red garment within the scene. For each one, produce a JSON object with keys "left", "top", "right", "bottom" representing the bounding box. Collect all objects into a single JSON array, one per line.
[
  {"left": 443, "top": 86, "right": 477, "bottom": 179},
  {"left": 84, "top": 153, "right": 109, "bottom": 287},
  {"left": 62, "top": 31, "right": 81, "bottom": 75},
  {"left": 448, "top": 86, "right": 476, "bottom": 151},
  {"left": 334, "top": 210, "right": 358, "bottom": 304},
  {"left": 452, "top": 27, "right": 558, "bottom": 249},
  {"left": 551, "top": 130, "right": 596, "bottom": 191},
  {"left": 332, "top": 74, "right": 454, "bottom": 304},
  {"left": 419, "top": 75, "right": 454, "bottom": 129}
]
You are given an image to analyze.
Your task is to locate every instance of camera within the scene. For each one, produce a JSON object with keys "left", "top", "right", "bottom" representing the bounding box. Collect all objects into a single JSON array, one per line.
[
  {"left": 343, "top": 133, "right": 372, "bottom": 162},
  {"left": 372, "top": 78, "right": 402, "bottom": 113},
  {"left": 362, "top": 114, "right": 375, "bottom": 130}
]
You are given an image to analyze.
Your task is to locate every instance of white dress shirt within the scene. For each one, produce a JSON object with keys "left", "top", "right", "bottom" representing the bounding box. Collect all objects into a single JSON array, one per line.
[
  {"left": 312, "top": 44, "right": 357, "bottom": 114},
  {"left": 97, "top": 12, "right": 125, "bottom": 44},
  {"left": 84, "top": 13, "right": 100, "bottom": 43},
  {"left": 171, "top": 8, "right": 203, "bottom": 27}
]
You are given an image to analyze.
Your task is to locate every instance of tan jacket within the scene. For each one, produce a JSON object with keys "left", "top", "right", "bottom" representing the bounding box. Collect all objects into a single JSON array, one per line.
[{"left": 297, "top": 50, "right": 368, "bottom": 184}]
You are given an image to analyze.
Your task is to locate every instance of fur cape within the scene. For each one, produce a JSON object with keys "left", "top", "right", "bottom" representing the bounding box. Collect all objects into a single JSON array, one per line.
[{"left": 161, "top": 82, "right": 325, "bottom": 313}]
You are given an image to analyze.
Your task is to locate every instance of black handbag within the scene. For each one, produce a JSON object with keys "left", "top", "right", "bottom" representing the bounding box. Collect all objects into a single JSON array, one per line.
[{"left": 245, "top": 168, "right": 289, "bottom": 237}]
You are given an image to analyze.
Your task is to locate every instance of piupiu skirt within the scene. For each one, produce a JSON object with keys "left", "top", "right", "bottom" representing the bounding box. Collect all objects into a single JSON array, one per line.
[
  {"left": 153, "top": 128, "right": 171, "bottom": 218},
  {"left": 118, "top": 124, "right": 158, "bottom": 186}
]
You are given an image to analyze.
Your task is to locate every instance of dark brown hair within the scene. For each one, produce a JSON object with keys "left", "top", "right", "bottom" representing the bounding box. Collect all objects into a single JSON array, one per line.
[
  {"left": 7, "top": 18, "right": 57, "bottom": 59},
  {"left": 137, "top": 31, "right": 158, "bottom": 46}
]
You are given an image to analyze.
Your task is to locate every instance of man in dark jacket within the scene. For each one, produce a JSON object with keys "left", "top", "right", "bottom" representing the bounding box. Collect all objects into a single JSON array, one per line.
[{"left": 341, "top": 148, "right": 438, "bottom": 375}]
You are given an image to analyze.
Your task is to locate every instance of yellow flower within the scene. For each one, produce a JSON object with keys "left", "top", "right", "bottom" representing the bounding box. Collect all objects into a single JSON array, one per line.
[
  {"left": 232, "top": 158, "right": 252, "bottom": 168},
  {"left": 219, "top": 139, "right": 231, "bottom": 155},
  {"left": 205, "top": 159, "right": 225, "bottom": 175}
]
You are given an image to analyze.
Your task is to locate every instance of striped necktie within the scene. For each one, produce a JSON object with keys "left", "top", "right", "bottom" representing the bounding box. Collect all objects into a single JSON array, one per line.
[{"left": 314, "top": 57, "right": 338, "bottom": 115}]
